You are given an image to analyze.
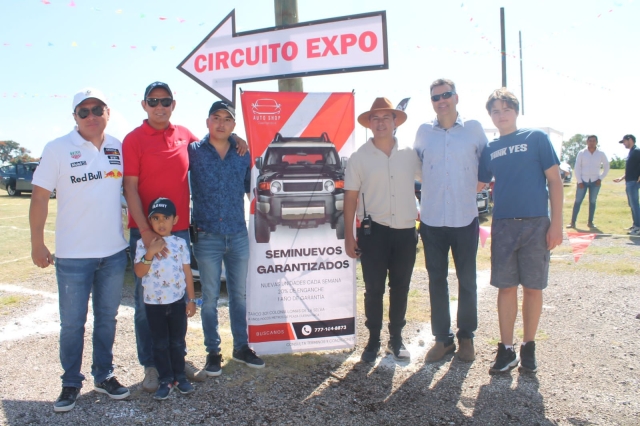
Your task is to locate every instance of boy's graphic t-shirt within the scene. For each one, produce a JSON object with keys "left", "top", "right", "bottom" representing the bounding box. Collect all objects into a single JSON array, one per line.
[
  {"left": 478, "top": 128, "right": 559, "bottom": 219},
  {"left": 135, "top": 235, "right": 190, "bottom": 305}
]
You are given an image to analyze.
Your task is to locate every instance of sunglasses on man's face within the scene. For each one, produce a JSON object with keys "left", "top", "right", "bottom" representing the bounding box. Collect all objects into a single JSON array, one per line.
[
  {"left": 146, "top": 98, "right": 173, "bottom": 108},
  {"left": 430, "top": 91, "right": 456, "bottom": 102},
  {"left": 75, "top": 105, "right": 106, "bottom": 119}
]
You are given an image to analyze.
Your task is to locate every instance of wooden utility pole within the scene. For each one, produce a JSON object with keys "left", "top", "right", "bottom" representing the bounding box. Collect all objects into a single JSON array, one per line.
[
  {"left": 519, "top": 30, "right": 525, "bottom": 115},
  {"left": 500, "top": 7, "right": 507, "bottom": 88},
  {"left": 274, "top": 0, "right": 303, "bottom": 92}
]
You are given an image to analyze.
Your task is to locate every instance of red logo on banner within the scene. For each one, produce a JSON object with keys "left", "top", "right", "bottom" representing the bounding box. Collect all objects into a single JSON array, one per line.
[
  {"left": 241, "top": 91, "right": 355, "bottom": 160},
  {"left": 249, "top": 323, "right": 296, "bottom": 343}
]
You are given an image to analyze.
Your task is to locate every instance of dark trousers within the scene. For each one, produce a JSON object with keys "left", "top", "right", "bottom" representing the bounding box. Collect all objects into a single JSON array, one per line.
[
  {"left": 420, "top": 218, "right": 478, "bottom": 345},
  {"left": 145, "top": 300, "right": 188, "bottom": 384},
  {"left": 358, "top": 222, "right": 417, "bottom": 338}
]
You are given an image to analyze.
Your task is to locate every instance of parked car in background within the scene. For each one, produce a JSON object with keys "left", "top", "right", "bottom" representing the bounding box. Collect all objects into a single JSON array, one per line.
[
  {"left": 559, "top": 162, "right": 573, "bottom": 184},
  {"left": 414, "top": 180, "right": 491, "bottom": 215},
  {"left": 0, "top": 162, "right": 56, "bottom": 198}
]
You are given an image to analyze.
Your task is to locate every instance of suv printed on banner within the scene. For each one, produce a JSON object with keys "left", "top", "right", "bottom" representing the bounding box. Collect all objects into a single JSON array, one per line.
[{"left": 254, "top": 132, "right": 347, "bottom": 243}]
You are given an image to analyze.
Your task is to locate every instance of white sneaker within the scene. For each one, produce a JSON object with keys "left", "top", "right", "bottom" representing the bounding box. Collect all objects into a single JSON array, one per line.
[{"left": 629, "top": 228, "right": 640, "bottom": 235}]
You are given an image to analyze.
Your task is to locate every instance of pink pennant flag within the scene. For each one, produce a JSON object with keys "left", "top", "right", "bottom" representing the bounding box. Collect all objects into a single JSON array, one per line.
[
  {"left": 479, "top": 226, "right": 491, "bottom": 248},
  {"left": 177, "top": 18, "right": 186, "bottom": 23},
  {"left": 130, "top": 46, "right": 137, "bottom": 49},
  {"left": 69, "top": 1, "right": 76, "bottom": 6},
  {"left": 41, "top": 0, "right": 50, "bottom": 4},
  {"left": 159, "top": 17, "right": 167, "bottom": 20},
  {"left": 566, "top": 232, "right": 596, "bottom": 263}
]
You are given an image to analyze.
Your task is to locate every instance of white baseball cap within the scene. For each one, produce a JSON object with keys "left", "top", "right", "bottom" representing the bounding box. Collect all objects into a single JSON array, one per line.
[{"left": 72, "top": 88, "right": 108, "bottom": 111}]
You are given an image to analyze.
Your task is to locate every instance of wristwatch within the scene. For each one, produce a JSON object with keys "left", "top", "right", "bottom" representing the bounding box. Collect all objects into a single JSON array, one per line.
[
  {"left": 141, "top": 257, "right": 153, "bottom": 265},
  {"left": 188, "top": 298, "right": 198, "bottom": 304}
]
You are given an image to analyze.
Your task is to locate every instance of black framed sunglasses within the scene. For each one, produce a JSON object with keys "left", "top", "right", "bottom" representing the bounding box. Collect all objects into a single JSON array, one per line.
[
  {"left": 431, "top": 91, "right": 456, "bottom": 102},
  {"left": 146, "top": 97, "right": 173, "bottom": 107},
  {"left": 75, "top": 105, "right": 106, "bottom": 119}
]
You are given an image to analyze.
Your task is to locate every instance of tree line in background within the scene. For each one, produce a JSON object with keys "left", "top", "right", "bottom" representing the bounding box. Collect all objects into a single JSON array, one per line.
[
  {"left": 0, "top": 141, "right": 38, "bottom": 165},
  {"left": 561, "top": 134, "right": 626, "bottom": 170}
]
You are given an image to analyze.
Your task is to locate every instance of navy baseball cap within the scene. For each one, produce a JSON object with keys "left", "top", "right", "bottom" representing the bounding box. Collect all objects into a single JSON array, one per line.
[
  {"left": 208, "top": 100, "right": 235, "bottom": 119},
  {"left": 144, "top": 82, "right": 172, "bottom": 99},
  {"left": 619, "top": 134, "right": 636, "bottom": 144},
  {"left": 148, "top": 197, "right": 176, "bottom": 217}
]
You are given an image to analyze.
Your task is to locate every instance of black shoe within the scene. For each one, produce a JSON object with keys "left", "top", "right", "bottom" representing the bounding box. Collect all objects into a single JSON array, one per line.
[
  {"left": 386, "top": 337, "right": 410, "bottom": 362},
  {"left": 154, "top": 382, "right": 173, "bottom": 400},
  {"left": 232, "top": 346, "right": 265, "bottom": 369},
  {"left": 175, "top": 378, "right": 195, "bottom": 395},
  {"left": 361, "top": 338, "right": 380, "bottom": 363},
  {"left": 519, "top": 341, "right": 538, "bottom": 373},
  {"left": 53, "top": 386, "right": 79, "bottom": 412},
  {"left": 205, "top": 352, "right": 223, "bottom": 376},
  {"left": 94, "top": 377, "right": 130, "bottom": 400},
  {"left": 489, "top": 343, "right": 519, "bottom": 374}
]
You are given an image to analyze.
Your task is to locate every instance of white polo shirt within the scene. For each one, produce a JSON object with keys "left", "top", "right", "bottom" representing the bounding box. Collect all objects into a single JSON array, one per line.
[
  {"left": 32, "top": 129, "right": 128, "bottom": 259},
  {"left": 345, "top": 138, "right": 422, "bottom": 229}
]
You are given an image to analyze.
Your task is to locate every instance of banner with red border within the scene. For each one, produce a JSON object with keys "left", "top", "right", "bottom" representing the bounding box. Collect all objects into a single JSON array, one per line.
[{"left": 242, "top": 91, "right": 356, "bottom": 354}]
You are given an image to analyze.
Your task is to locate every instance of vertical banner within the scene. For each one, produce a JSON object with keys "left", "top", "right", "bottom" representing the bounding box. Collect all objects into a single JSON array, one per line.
[{"left": 241, "top": 91, "right": 356, "bottom": 355}]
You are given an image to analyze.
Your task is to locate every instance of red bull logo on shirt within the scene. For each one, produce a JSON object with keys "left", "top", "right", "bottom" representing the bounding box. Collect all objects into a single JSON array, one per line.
[
  {"left": 104, "top": 169, "right": 123, "bottom": 179},
  {"left": 69, "top": 169, "right": 122, "bottom": 184},
  {"left": 70, "top": 171, "right": 103, "bottom": 183}
]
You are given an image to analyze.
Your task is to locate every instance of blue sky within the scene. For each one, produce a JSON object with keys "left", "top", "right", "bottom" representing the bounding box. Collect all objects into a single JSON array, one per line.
[{"left": 1, "top": 0, "right": 637, "bottom": 161}]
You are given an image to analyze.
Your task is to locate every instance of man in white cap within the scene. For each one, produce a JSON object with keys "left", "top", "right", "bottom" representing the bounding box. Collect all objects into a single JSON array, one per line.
[
  {"left": 30, "top": 88, "right": 130, "bottom": 412},
  {"left": 344, "top": 97, "right": 421, "bottom": 363}
]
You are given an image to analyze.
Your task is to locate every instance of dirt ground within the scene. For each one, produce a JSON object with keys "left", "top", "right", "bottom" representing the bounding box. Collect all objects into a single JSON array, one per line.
[{"left": 1, "top": 234, "right": 639, "bottom": 425}]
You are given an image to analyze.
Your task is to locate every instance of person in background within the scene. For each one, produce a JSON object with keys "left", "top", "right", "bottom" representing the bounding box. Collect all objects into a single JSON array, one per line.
[
  {"left": 614, "top": 135, "right": 640, "bottom": 235},
  {"left": 567, "top": 135, "right": 609, "bottom": 229}
]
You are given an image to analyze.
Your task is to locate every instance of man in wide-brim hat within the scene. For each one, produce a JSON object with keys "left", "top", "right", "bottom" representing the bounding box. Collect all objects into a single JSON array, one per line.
[{"left": 344, "top": 97, "right": 421, "bottom": 364}]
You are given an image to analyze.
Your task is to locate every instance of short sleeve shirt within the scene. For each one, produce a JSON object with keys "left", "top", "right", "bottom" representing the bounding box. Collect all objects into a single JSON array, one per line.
[
  {"left": 32, "top": 129, "right": 128, "bottom": 258},
  {"left": 478, "top": 128, "right": 560, "bottom": 219},
  {"left": 135, "top": 235, "right": 190, "bottom": 305},
  {"left": 344, "top": 138, "right": 421, "bottom": 229},
  {"left": 122, "top": 120, "right": 199, "bottom": 231}
]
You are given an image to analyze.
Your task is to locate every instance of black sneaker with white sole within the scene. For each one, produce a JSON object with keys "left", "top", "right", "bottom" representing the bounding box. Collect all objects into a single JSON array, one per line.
[
  {"left": 94, "top": 377, "right": 130, "bottom": 399},
  {"left": 204, "top": 352, "right": 223, "bottom": 376},
  {"left": 232, "top": 346, "right": 265, "bottom": 369},
  {"left": 361, "top": 339, "right": 380, "bottom": 363},
  {"left": 519, "top": 341, "right": 538, "bottom": 373},
  {"left": 489, "top": 343, "right": 519, "bottom": 374},
  {"left": 386, "top": 338, "right": 410, "bottom": 362},
  {"left": 53, "top": 386, "right": 79, "bottom": 412}
]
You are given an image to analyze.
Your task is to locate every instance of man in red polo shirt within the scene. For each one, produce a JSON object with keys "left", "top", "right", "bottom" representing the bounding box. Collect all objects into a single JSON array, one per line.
[{"left": 123, "top": 81, "right": 246, "bottom": 391}]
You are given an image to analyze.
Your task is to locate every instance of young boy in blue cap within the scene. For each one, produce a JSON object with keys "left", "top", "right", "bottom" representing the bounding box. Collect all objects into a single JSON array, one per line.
[{"left": 134, "top": 197, "right": 197, "bottom": 399}]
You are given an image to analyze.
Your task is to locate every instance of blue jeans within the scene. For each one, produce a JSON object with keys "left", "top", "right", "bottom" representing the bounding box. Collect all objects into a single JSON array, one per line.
[
  {"left": 571, "top": 181, "right": 601, "bottom": 224},
  {"left": 194, "top": 230, "right": 249, "bottom": 353},
  {"left": 129, "top": 228, "right": 191, "bottom": 367},
  {"left": 55, "top": 249, "right": 127, "bottom": 388},
  {"left": 626, "top": 181, "right": 640, "bottom": 228},
  {"left": 145, "top": 300, "right": 187, "bottom": 384},
  {"left": 420, "top": 218, "right": 479, "bottom": 345}
]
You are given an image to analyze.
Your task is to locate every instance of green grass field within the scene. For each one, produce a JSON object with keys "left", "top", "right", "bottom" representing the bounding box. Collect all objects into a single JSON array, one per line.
[{"left": 0, "top": 168, "right": 631, "bottom": 286}]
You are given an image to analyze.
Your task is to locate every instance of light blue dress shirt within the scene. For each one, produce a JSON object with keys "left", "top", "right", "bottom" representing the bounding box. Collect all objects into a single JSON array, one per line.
[{"left": 414, "top": 114, "right": 488, "bottom": 227}]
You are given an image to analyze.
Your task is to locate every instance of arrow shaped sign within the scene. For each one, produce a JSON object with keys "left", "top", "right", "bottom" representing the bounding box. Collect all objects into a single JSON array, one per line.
[{"left": 178, "top": 9, "right": 388, "bottom": 105}]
